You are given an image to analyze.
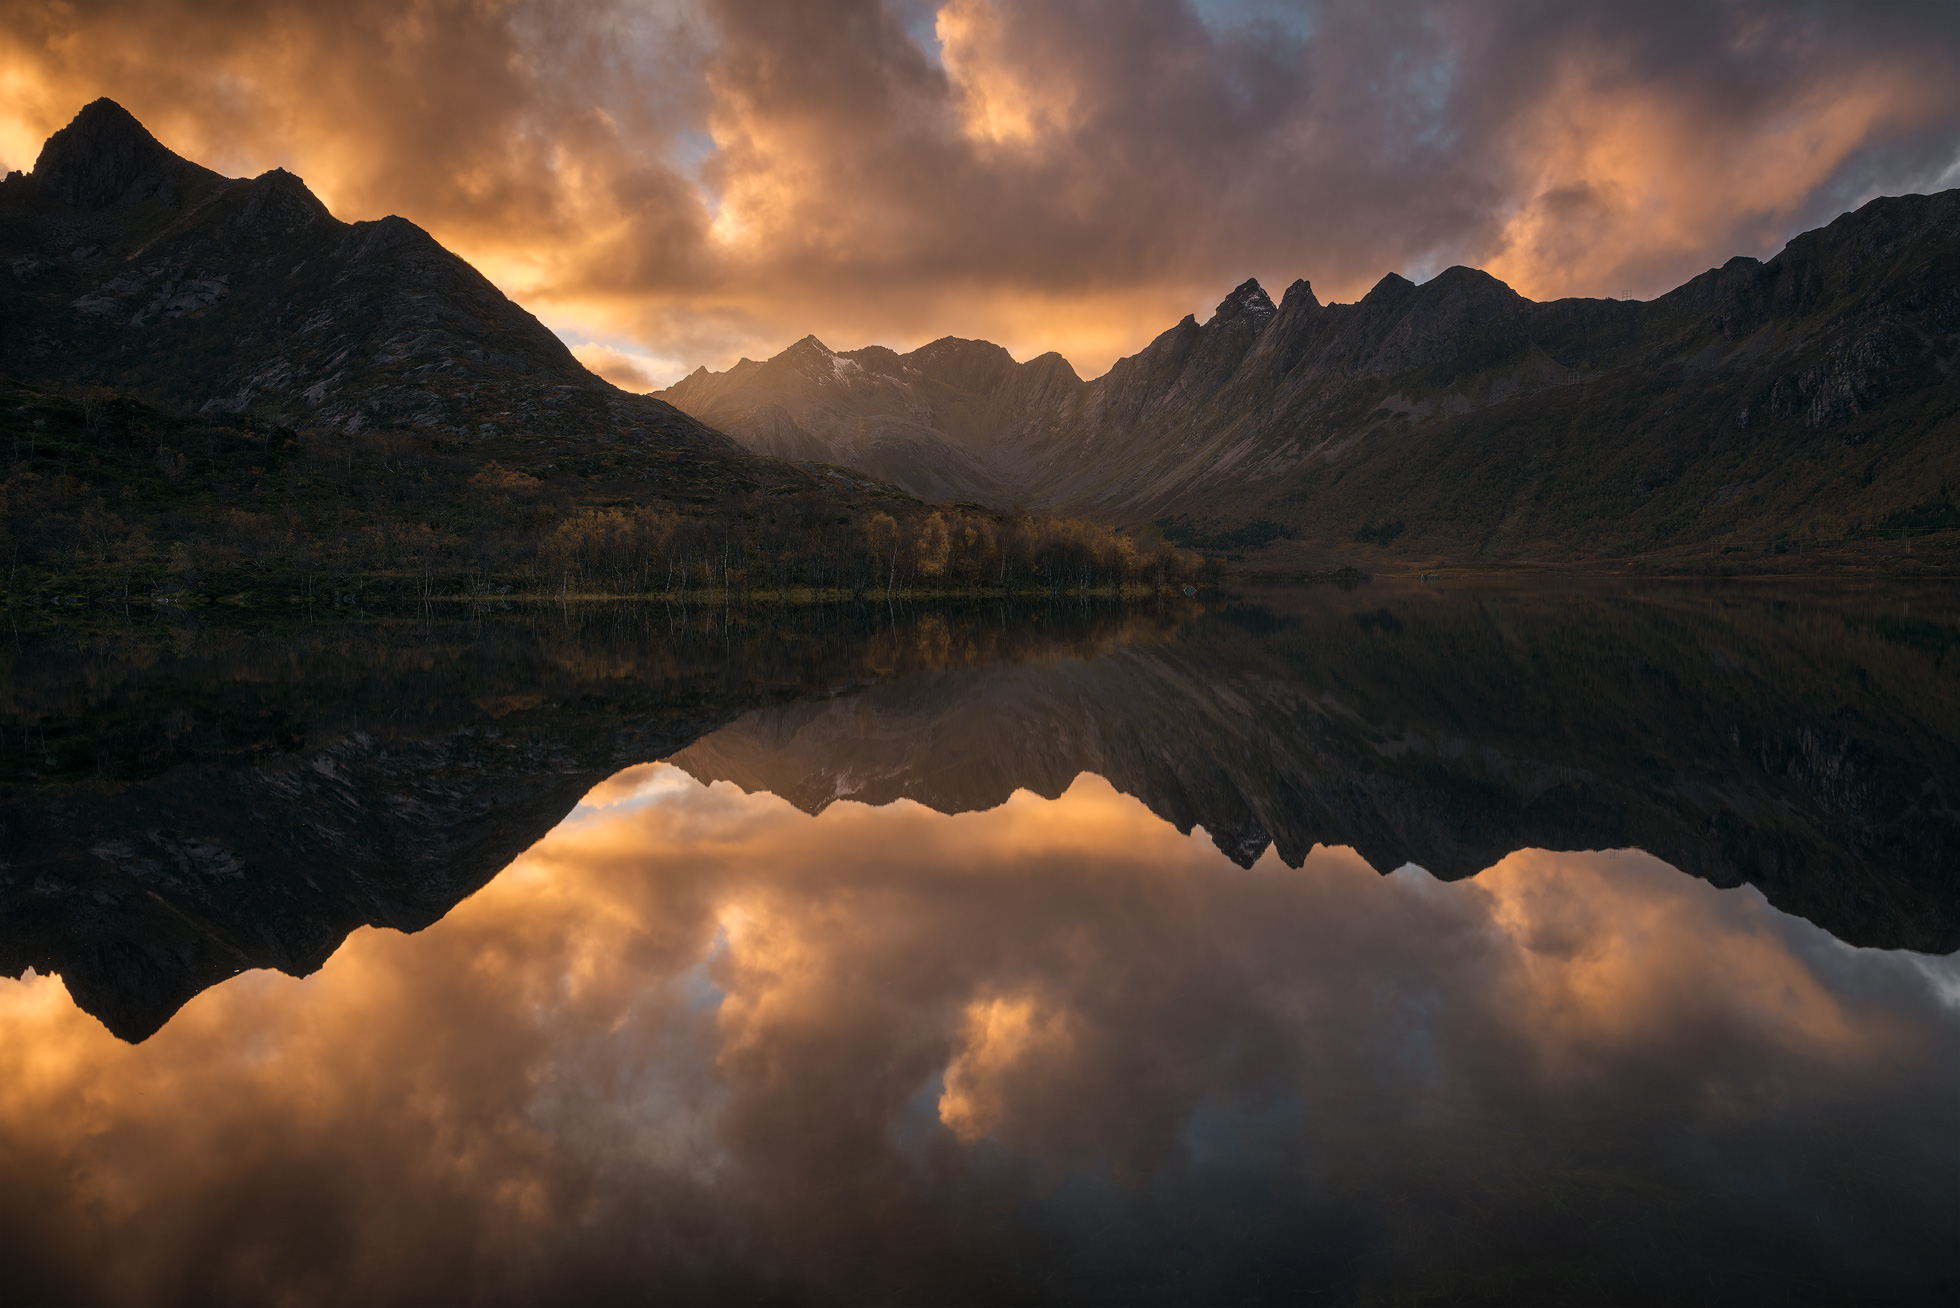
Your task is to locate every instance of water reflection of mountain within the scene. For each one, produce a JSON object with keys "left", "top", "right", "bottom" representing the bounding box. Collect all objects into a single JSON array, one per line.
[
  {"left": 0, "top": 604, "right": 1162, "bottom": 1041},
  {"left": 7, "top": 587, "right": 1956, "bottom": 1043},
  {"left": 672, "top": 586, "right": 1960, "bottom": 955}
]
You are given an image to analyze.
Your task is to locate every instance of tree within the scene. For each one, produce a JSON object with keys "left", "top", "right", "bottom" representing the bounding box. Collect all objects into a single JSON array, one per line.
[
  {"left": 912, "top": 511, "right": 950, "bottom": 580},
  {"left": 864, "top": 512, "right": 899, "bottom": 593}
]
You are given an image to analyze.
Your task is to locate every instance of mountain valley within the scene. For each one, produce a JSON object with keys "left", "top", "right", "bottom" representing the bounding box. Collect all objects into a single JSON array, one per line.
[{"left": 665, "top": 196, "right": 1960, "bottom": 565}]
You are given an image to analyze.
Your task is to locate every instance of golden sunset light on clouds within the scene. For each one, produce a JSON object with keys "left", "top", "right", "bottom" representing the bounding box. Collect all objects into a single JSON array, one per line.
[{"left": 4, "top": 0, "right": 1958, "bottom": 386}]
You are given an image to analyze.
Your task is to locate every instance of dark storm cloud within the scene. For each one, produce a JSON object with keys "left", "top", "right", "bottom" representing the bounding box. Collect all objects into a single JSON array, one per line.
[{"left": 3, "top": 0, "right": 1958, "bottom": 378}]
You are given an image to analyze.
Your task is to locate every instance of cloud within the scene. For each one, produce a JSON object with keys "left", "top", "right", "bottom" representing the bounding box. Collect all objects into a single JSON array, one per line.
[
  {"left": 3, "top": 1, "right": 1958, "bottom": 380},
  {"left": 568, "top": 342, "right": 659, "bottom": 391}
]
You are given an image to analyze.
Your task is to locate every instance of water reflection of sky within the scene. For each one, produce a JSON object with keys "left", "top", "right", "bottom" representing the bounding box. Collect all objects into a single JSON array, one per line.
[{"left": 4, "top": 766, "right": 1956, "bottom": 1304}]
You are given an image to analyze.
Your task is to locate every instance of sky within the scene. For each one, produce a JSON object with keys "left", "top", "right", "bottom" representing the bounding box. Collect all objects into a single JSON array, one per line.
[
  {"left": 5, "top": 0, "right": 1960, "bottom": 388},
  {"left": 5, "top": 763, "right": 1956, "bottom": 1300}
]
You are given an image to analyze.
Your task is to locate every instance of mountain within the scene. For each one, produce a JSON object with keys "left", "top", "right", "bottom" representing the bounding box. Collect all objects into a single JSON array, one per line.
[
  {"left": 28, "top": 98, "right": 1948, "bottom": 565},
  {"left": 662, "top": 333, "right": 1083, "bottom": 504},
  {"left": 1, "top": 99, "right": 727, "bottom": 454},
  {"left": 666, "top": 195, "right": 1960, "bottom": 560},
  {"left": 671, "top": 584, "right": 1960, "bottom": 954},
  {"left": 6, "top": 103, "right": 1203, "bottom": 607}
]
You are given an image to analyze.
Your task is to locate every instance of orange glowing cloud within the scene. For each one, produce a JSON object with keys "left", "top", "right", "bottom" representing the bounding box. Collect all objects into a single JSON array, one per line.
[
  {"left": 937, "top": 0, "right": 1081, "bottom": 148},
  {"left": 2, "top": 2, "right": 1958, "bottom": 379},
  {"left": 1485, "top": 56, "right": 1956, "bottom": 299},
  {"left": 1469, "top": 847, "right": 1887, "bottom": 1066},
  {"left": 568, "top": 342, "right": 660, "bottom": 392}
]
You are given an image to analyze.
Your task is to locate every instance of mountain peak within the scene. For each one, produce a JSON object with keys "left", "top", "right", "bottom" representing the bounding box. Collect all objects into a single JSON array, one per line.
[
  {"left": 1212, "top": 278, "right": 1276, "bottom": 325},
  {"left": 1278, "top": 278, "right": 1320, "bottom": 313},
  {"left": 235, "top": 167, "right": 330, "bottom": 235},
  {"left": 1423, "top": 265, "right": 1521, "bottom": 298},
  {"left": 32, "top": 98, "right": 210, "bottom": 209},
  {"left": 1358, "top": 272, "right": 1417, "bottom": 306}
]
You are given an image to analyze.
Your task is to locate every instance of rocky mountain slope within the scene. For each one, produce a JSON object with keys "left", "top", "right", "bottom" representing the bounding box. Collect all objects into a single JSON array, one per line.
[
  {"left": 1, "top": 99, "right": 728, "bottom": 456},
  {"left": 668, "top": 194, "right": 1960, "bottom": 559}
]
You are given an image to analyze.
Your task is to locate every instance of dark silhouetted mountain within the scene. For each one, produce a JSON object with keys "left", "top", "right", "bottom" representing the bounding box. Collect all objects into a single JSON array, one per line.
[
  {"left": 669, "top": 197, "right": 1960, "bottom": 559},
  {"left": 1, "top": 99, "right": 728, "bottom": 454},
  {"left": 672, "top": 584, "right": 1960, "bottom": 953}
]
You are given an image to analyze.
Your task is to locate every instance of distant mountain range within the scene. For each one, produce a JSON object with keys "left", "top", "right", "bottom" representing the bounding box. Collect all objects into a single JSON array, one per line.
[
  {"left": 665, "top": 194, "right": 1960, "bottom": 560},
  {"left": 663, "top": 333, "right": 1083, "bottom": 505},
  {"left": 2, "top": 99, "right": 727, "bottom": 458}
]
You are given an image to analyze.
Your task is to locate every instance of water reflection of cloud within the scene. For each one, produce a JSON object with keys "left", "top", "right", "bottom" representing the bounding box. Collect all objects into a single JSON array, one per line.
[{"left": 1, "top": 767, "right": 1954, "bottom": 1303}]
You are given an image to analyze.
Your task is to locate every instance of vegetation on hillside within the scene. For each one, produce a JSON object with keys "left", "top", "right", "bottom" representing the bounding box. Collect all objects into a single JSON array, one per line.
[
  {"left": 1153, "top": 514, "right": 1292, "bottom": 556},
  {"left": 0, "top": 381, "right": 1205, "bottom": 609}
]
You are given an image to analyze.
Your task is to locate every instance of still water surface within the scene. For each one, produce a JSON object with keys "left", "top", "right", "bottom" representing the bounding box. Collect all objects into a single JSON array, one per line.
[{"left": 2, "top": 583, "right": 1957, "bottom": 1304}]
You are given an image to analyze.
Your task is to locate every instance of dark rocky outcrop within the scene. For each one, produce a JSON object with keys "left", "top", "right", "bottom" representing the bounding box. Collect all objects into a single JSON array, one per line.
[{"left": 29, "top": 98, "right": 222, "bottom": 210}]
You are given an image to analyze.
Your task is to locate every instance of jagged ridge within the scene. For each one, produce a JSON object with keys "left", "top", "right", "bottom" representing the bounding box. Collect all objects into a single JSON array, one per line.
[{"left": 666, "top": 194, "right": 1960, "bottom": 559}]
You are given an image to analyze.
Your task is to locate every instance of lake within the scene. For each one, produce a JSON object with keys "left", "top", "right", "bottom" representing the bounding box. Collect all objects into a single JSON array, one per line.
[{"left": 3, "top": 581, "right": 1957, "bottom": 1305}]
